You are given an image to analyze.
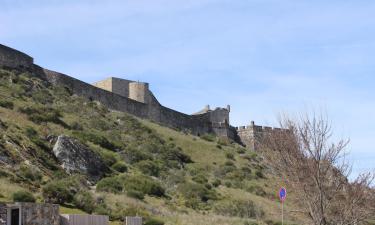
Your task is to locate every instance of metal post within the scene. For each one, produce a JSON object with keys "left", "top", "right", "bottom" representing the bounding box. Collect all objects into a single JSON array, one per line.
[{"left": 282, "top": 202, "right": 284, "bottom": 225}]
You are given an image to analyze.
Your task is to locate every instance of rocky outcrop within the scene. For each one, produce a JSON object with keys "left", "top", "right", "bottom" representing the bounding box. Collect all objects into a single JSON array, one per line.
[{"left": 52, "top": 135, "right": 108, "bottom": 182}]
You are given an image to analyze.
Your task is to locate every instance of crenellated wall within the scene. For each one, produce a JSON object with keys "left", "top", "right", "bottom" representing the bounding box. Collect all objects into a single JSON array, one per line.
[
  {"left": 0, "top": 43, "right": 272, "bottom": 147},
  {"left": 236, "top": 121, "right": 286, "bottom": 150}
]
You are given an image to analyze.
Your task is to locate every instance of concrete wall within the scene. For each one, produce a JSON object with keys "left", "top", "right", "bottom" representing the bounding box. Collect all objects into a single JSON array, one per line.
[{"left": 0, "top": 44, "right": 33, "bottom": 69}]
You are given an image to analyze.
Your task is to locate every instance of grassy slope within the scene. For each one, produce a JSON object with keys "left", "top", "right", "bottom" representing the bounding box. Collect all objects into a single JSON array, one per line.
[{"left": 0, "top": 68, "right": 306, "bottom": 225}]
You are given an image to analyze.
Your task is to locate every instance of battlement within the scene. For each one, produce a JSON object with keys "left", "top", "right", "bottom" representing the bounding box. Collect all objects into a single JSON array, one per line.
[
  {"left": 236, "top": 121, "right": 287, "bottom": 150},
  {"left": 236, "top": 122, "right": 284, "bottom": 133},
  {"left": 0, "top": 43, "right": 279, "bottom": 150}
]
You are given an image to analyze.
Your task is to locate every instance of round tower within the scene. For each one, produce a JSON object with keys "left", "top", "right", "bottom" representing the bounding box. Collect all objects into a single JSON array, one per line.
[{"left": 129, "top": 82, "right": 150, "bottom": 104}]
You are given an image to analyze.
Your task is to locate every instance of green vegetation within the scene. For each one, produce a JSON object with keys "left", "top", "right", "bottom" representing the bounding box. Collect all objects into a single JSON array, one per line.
[
  {"left": 0, "top": 68, "right": 303, "bottom": 225},
  {"left": 12, "top": 190, "right": 36, "bottom": 202}
]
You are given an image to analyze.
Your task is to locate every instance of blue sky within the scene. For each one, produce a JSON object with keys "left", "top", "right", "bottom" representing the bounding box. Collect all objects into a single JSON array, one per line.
[{"left": 1, "top": 0, "right": 374, "bottom": 178}]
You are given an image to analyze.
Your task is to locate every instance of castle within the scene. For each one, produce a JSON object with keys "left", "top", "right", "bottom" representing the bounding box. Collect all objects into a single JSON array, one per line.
[{"left": 0, "top": 44, "right": 282, "bottom": 150}]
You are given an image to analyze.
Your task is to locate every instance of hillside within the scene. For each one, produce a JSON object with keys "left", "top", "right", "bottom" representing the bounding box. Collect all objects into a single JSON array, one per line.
[{"left": 0, "top": 68, "right": 305, "bottom": 225}]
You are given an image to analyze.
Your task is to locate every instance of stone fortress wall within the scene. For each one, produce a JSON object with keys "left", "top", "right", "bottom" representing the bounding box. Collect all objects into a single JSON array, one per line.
[
  {"left": 0, "top": 44, "right": 33, "bottom": 69},
  {"left": 0, "top": 44, "right": 275, "bottom": 150}
]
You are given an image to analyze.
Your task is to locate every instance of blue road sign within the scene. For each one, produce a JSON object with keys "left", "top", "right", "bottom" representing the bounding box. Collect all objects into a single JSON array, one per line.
[{"left": 279, "top": 187, "right": 287, "bottom": 202}]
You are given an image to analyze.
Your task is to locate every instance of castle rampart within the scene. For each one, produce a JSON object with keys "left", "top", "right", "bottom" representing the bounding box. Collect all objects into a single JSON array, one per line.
[
  {"left": 0, "top": 44, "right": 33, "bottom": 69},
  {"left": 0, "top": 43, "right": 274, "bottom": 149},
  {"left": 129, "top": 82, "right": 150, "bottom": 104}
]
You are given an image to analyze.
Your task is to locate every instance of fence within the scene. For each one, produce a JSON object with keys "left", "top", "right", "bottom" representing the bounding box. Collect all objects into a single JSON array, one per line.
[
  {"left": 60, "top": 214, "right": 109, "bottom": 225},
  {"left": 125, "top": 217, "right": 142, "bottom": 225}
]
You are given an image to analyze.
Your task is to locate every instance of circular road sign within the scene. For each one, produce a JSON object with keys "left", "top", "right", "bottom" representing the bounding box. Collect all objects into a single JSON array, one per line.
[{"left": 279, "top": 187, "right": 287, "bottom": 202}]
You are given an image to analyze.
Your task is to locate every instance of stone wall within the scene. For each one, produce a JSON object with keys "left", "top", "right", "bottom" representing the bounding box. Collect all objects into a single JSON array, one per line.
[
  {"left": 42, "top": 68, "right": 229, "bottom": 136},
  {"left": 0, "top": 43, "right": 235, "bottom": 140},
  {"left": 0, "top": 44, "right": 33, "bottom": 69},
  {"left": 21, "top": 203, "right": 60, "bottom": 225},
  {"left": 0, "top": 204, "right": 6, "bottom": 225},
  {"left": 236, "top": 121, "right": 286, "bottom": 150},
  {"left": 0, "top": 203, "right": 59, "bottom": 225},
  {"left": 43, "top": 69, "right": 150, "bottom": 119},
  {"left": 93, "top": 77, "right": 133, "bottom": 98}
]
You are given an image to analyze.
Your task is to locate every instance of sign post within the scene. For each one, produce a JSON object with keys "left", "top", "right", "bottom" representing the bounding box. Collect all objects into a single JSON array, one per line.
[{"left": 279, "top": 187, "right": 287, "bottom": 225}]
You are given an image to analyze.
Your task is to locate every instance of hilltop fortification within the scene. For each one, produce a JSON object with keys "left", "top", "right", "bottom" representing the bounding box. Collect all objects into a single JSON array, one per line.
[{"left": 0, "top": 44, "right": 279, "bottom": 150}]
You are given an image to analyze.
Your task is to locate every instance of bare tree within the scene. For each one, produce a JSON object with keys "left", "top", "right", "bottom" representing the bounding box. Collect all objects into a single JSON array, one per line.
[{"left": 262, "top": 113, "right": 375, "bottom": 225}]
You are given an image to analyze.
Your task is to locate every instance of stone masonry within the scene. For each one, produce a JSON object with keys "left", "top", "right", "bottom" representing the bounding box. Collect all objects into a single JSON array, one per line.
[{"left": 0, "top": 43, "right": 276, "bottom": 150}]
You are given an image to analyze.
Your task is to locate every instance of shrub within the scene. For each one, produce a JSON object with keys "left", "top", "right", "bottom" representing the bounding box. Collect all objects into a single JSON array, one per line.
[
  {"left": 12, "top": 191, "right": 36, "bottom": 203},
  {"left": 18, "top": 164, "right": 42, "bottom": 182},
  {"left": 73, "top": 191, "right": 96, "bottom": 213},
  {"left": 99, "top": 150, "right": 118, "bottom": 167},
  {"left": 192, "top": 174, "right": 208, "bottom": 184},
  {"left": 237, "top": 148, "right": 246, "bottom": 154},
  {"left": 224, "top": 181, "right": 232, "bottom": 188},
  {"left": 70, "top": 121, "right": 83, "bottom": 130},
  {"left": 145, "top": 218, "right": 165, "bottom": 225},
  {"left": 124, "top": 175, "right": 165, "bottom": 197},
  {"left": 19, "top": 106, "right": 67, "bottom": 127},
  {"left": 177, "top": 182, "right": 218, "bottom": 209},
  {"left": 214, "top": 199, "right": 264, "bottom": 219},
  {"left": 255, "top": 170, "right": 265, "bottom": 179},
  {"left": 212, "top": 179, "right": 221, "bottom": 187},
  {"left": 42, "top": 176, "right": 86, "bottom": 204},
  {"left": 42, "top": 181, "right": 74, "bottom": 204},
  {"left": 246, "top": 185, "right": 266, "bottom": 197},
  {"left": 73, "top": 131, "right": 120, "bottom": 151},
  {"left": 32, "top": 89, "right": 54, "bottom": 104},
  {"left": 96, "top": 177, "right": 123, "bottom": 194},
  {"left": 200, "top": 133, "right": 215, "bottom": 142},
  {"left": 127, "top": 190, "right": 145, "bottom": 200},
  {"left": 135, "top": 160, "right": 161, "bottom": 177},
  {"left": 111, "top": 161, "right": 128, "bottom": 173},
  {"left": 225, "top": 152, "right": 235, "bottom": 160},
  {"left": 0, "top": 100, "right": 14, "bottom": 109}
]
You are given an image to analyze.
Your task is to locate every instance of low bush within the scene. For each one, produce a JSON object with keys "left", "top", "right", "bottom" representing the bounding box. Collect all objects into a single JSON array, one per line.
[
  {"left": 73, "top": 131, "right": 120, "bottom": 152},
  {"left": 200, "top": 133, "right": 215, "bottom": 142},
  {"left": 0, "top": 100, "right": 14, "bottom": 109},
  {"left": 42, "top": 176, "right": 87, "bottom": 204},
  {"left": 12, "top": 191, "right": 36, "bottom": 202},
  {"left": 214, "top": 199, "right": 264, "bottom": 219},
  {"left": 246, "top": 185, "right": 267, "bottom": 197},
  {"left": 135, "top": 160, "right": 161, "bottom": 177},
  {"left": 127, "top": 190, "right": 145, "bottom": 200},
  {"left": 19, "top": 106, "right": 67, "bottom": 127},
  {"left": 73, "top": 191, "right": 96, "bottom": 213},
  {"left": 111, "top": 161, "right": 128, "bottom": 173},
  {"left": 124, "top": 174, "right": 165, "bottom": 197},
  {"left": 97, "top": 174, "right": 165, "bottom": 197},
  {"left": 177, "top": 182, "right": 218, "bottom": 209},
  {"left": 225, "top": 152, "right": 235, "bottom": 160},
  {"left": 145, "top": 218, "right": 165, "bottom": 225},
  {"left": 96, "top": 177, "right": 123, "bottom": 194},
  {"left": 18, "top": 164, "right": 42, "bottom": 182}
]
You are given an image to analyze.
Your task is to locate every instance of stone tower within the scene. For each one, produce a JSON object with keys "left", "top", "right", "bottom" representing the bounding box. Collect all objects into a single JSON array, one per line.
[{"left": 128, "top": 82, "right": 150, "bottom": 104}]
